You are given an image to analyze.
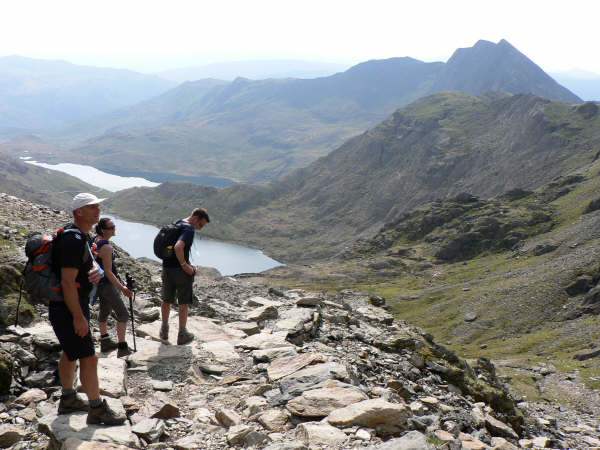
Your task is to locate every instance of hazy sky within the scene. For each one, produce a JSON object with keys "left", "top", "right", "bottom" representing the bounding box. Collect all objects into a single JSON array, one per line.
[{"left": 2, "top": 0, "right": 599, "bottom": 74}]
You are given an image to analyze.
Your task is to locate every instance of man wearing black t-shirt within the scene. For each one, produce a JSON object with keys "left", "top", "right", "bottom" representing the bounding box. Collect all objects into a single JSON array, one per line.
[
  {"left": 160, "top": 207, "right": 210, "bottom": 345},
  {"left": 50, "top": 193, "right": 125, "bottom": 425}
]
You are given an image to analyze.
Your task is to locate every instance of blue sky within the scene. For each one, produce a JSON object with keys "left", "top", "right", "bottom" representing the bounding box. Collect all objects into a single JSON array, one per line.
[{"left": 2, "top": 0, "right": 599, "bottom": 74}]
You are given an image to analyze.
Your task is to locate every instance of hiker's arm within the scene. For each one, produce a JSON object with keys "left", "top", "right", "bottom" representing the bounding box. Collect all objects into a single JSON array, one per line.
[
  {"left": 61, "top": 267, "right": 89, "bottom": 337},
  {"left": 99, "top": 244, "right": 132, "bottom": 298},
  {"left": 174, "top": 240, "right": 196, "bottom": 275}
]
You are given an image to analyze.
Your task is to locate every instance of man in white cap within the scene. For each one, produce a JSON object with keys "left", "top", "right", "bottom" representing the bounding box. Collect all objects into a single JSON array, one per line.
[{"left": 49, "top": 193, "right": 126, "bottom": 425}]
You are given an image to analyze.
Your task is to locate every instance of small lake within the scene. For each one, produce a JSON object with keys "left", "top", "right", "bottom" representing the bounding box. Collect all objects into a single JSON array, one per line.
[
  {"left": 24, "top": 160, "right": 160, "bottom": 192},
  {"left": 22, "top": 157, "right": 282, "bottom": 275},
  {"left": 107, "top": 217, "right": 282, "bottom": 276}
]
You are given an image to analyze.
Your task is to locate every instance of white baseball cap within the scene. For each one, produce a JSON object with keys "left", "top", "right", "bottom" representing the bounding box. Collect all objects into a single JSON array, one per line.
[{"left": 72, "top": 193, "right": 106, "bottom": 211}]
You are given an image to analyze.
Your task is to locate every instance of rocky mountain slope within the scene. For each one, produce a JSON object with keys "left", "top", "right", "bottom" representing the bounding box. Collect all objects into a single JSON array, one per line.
[
  {"left": 0, "top": 56, "right": 176, "bottom": 132},
  {"left": 104, "top": 92, "right": 600, "bottom": 263},
  {"left": 21, "top": 40, "right": 582, "bottom": 184},
  {"left": 1, "top": 192, "right": 599, "bottom": 449}
]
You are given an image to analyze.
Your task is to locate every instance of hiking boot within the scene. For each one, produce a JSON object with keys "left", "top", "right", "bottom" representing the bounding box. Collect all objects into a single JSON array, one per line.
[
  {"left": 58, "top": 393, "right": 89, "bottom": 414},
  {"left": 100, "top": 337, "right": 118, "bottom": 353},
  {"left": 117, "top": 344, "right": 132, "bottom": 358},
  {"left": 177, "top": 328, "right": 194, "bottom": 345},
  {"left": 87, "top": 398, "right": 126, "bottom": 426},
  {"left": 159, "top": 323, "right": 169, "bottom": 342}
]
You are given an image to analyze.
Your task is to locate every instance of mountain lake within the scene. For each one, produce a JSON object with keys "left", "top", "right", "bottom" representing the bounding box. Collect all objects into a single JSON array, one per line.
[{"left": 24, "top": 158, "right": 282, "bottom": 275}]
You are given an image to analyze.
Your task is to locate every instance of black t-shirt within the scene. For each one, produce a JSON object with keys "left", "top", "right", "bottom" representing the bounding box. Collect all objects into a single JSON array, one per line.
[
  {"left": 52, "top": 224, "right": 94, "bottom": 299},
  {"left": 162, "top": 220, "right": 195, "bottom": 268}
]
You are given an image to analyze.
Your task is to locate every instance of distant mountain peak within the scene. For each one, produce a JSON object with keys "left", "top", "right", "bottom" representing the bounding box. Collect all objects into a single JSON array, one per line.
[{"left": 438, "top": 39, "right": 581, "bottom": 104}]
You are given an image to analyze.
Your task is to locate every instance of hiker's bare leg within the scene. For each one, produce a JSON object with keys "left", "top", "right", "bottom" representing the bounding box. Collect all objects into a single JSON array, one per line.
[
  {"left": 99, "top": 321, "right": 108, "bottom": 336},
  {"left": 178, "top": 304, "right": 188, "bottom": 329},
  {"left": 161, "top": 302, "right": 171, "bottom": 323},
  {"left": 116, "top": 321, "right": 127, "bottom": 343},
  {"left": 79, "top": 354, "right": 100, "bottom": 401},
  {"left": 58, "top": 352, "right": 76, "bottom": 390}
]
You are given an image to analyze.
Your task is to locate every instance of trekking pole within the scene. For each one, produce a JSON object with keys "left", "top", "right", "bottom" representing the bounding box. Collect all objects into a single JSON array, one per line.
[
  {"left": 125, "top": 272, "right": 137, "bottom": 352},
  {"left": 15, "top": 278, "right": 24, "bottom": 327}
]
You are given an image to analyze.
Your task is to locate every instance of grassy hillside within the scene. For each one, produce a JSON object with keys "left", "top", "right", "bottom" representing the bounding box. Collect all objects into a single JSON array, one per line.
[{"left": 264, "top": 163, "right": 600, "bottom": 393}]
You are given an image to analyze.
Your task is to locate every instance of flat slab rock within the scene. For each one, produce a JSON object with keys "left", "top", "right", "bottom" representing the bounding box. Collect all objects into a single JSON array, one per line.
[
  {"left": 295, "top": 421, "right": 347, "bottom": 447},
  {"left": 235, "top": 331, "right": 289, "bottom": 350},
  {"left": 286, "top": 382, "right": 369, "bottom": 418},
  {"left": 201, "top": 340, "right": 241, "bottom": 362},
  {"left": 25, "top": 322, "right": 61, "bottom": 351},
  {"left": 326, "top": 398, "right": 411, "bottom": 430},
  {"left": 365, "top": 431, "right": 433, "bottom": 449},
  {"left": 37, "top": 398, "right": 136, "bottom": 448},
  {"left": 267, "top": 353, "right": 326, "bottom": 381},
  {"left": 356, "top": 306, "right": 394, "bottom": 325},
  {"left": 246, "top": 296, "right": 283, "bottom": 308},
  {"left": 274, "top": 308, "right": 314, "bottom": 333},
  {"left": 252, "top": 346, "right": 297, "bottom": 363},
  {"left": 62, "top": 437, "right": 134, "bottom": 450},
  {"left": 280, "top": 362, "right": 350, "bottom": 398},
  {"left": 137, "top": 315, "right": 245, "bottom": 344},
  {"left": 126, "top": 339, "right": 198, "bottom": 368},
  {"left": 94, "top": 356, "right": 127, "bottom": 398}
]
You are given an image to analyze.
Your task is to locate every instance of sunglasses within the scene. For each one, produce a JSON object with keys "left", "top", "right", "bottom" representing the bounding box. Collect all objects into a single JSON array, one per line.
[{"left": 103, "top": 225, "right": 116, "bottom": 230}]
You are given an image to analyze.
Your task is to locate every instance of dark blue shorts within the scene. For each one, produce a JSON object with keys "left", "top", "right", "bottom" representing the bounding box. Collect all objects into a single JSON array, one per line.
[{"left": 49, "top": 297, "right": 95, "bottom": 362}]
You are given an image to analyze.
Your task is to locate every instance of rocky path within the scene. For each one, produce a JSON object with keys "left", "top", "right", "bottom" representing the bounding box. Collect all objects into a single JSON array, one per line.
[
  {"left": 1, "top": 192, "right": 599, "bottom": 449},
  {"left": 2, "top": 277, "right": 600, "bottom": 449}
]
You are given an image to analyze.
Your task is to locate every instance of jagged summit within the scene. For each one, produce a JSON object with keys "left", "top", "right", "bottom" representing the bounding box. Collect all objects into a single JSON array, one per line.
[{"left": 436, "top": 39, "right": 580, "bottom": 103}]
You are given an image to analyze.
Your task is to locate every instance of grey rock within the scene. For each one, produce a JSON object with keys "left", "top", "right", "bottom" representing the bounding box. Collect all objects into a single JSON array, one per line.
[
  {"left": 295, "top": 421, "right": 347, "bottom": 447},
  {"left": 252, "top": 346, "right": 297, "bottom": 363},
  {"left": 263, "top": 440, "right": 308, "bottom": 450},
  {"left": 152, "top": 380, "right": 174, "bottom": 391},
  {"left": 366, "top": 430, "right": 433, "bottom": 449},
  {"left": 24, "top": 370, "right": 55, "bottom": 388},
  {"left": 279, "top": 362, "right": 349, "bottom": 398},
  {"left": 226, "top": 424, "right": 251, "bottom": 446},
  {"left": 132, "top": 418, "right": 165, "bottom": 443},
  {"left": 247, "top": 305, "right": 279, "bottom": 322},
  {"left": 199, "top": 364, "right": 228, "bottom": 375}
]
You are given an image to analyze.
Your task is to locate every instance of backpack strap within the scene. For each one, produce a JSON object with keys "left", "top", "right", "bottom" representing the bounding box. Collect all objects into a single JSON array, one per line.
[{"left": 59, "top": 228, "right": 103, "bottom": 305}]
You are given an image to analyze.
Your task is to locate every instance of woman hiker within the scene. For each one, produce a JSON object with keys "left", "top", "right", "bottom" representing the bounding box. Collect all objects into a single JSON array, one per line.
[{"left": 94, "top": 217, "right": 133, "bottom": 357}]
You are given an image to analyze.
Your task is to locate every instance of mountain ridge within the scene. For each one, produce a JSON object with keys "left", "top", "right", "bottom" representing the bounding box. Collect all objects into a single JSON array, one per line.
[
  {"left": 101, "top": 91, "right": 600, "bottom": 263},
  {"left": 23, "top": 39, "right": 583, "bottom": 184}
]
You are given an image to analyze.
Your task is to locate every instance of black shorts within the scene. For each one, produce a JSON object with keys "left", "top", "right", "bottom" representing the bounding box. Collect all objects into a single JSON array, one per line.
[
  {"left": 49, "top": 297, "right": 95, "bottom": 362},
  {"left": 162, "top": 267, "right": 193, "bottom": 305}
]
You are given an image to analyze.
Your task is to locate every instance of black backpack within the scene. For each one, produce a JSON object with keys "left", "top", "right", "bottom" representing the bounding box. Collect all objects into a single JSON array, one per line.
[{"left": 153, "top": 223, "right": 182, "bottom": 260}]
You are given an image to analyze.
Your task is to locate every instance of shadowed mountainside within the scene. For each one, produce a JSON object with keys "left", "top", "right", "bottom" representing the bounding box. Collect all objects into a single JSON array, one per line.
[{"left": 104, "top": 92, "right": 600, "bottom": 262}]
